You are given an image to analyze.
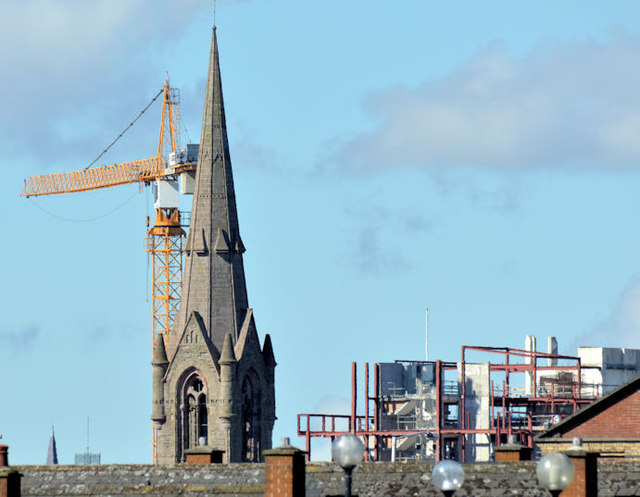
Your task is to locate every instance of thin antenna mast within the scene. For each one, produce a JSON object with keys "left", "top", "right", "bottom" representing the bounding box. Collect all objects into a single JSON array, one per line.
[
  {"left": 425, "top": 306, "right": 429, "bottom": 361},
  {"left": 74, "top": 416, "right": 101, "bottom": 464},
  {"left": 86, "top": 417, "right": 90, "bottom": 454}
]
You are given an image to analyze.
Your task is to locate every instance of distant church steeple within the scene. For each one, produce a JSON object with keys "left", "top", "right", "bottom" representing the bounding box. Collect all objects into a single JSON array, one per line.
[
  {"left": 153, "top": 27, "right": 276, "bottom": 464},
  {"left": 47, "top": 426, "right": 59, "bottom": 465}
]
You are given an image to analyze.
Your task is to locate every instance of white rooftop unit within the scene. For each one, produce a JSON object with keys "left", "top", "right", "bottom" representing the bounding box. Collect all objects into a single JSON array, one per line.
[{"left": 579, "top": 347, "right": 640, "bottom": 395}]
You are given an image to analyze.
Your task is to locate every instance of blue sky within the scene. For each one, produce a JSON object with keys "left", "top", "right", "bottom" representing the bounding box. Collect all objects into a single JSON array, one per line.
[{"left": 3, "top": 0, "right": 640, "bottom": 463}]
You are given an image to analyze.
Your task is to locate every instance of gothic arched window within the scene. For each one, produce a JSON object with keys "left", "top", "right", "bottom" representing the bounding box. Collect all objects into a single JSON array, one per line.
[
  {"left": 181, "top": 373, "right": 208, "bottom": 456},
  {"left": 241, "top": 370, "right": 261, "bottom": 462}
]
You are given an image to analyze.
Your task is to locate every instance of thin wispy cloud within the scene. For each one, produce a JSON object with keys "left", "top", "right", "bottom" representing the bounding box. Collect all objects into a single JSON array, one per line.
[
  {"left": 344, "top": 200, "right": 429, "bottom": 275},
  {"left": 230, "top": 121, "right": 282, "bottom": 173},
  {"left": 0, "top": 326, "right": 41, "bottom": 353},
  {"left": 573, "top": 277, "right": 640, "bottom": 350},
  {"left": 332, "top": 31, "right": 640, "bottom": 173},
  {"left": 307, "top": 395, "right": 350, "bottom": 461}
]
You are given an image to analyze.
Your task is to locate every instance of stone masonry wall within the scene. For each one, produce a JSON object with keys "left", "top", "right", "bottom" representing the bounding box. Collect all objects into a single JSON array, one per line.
[
  {"left": 14, "top": 460, "right": 640, "bottom": 497},
  {"left": 308, "top": 462, "right": 554, "bottom": 497},
  {"left": 313, "top": 460, "right": 640, "bottom": 496},
  {"left": 16, "top": 464, "right": 265, "bottom": 497}
]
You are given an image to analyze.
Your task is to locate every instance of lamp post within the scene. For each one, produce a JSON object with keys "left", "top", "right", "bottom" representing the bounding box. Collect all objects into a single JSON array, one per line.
[
  {"left": 431, "top": 459, "right": 465, "bottom": 497},
  {"left": 536, "top": 452, "right": 575, "bottom": 497},
  {"left": 331, "top": 434, "right": 365, "bottom": 497}
]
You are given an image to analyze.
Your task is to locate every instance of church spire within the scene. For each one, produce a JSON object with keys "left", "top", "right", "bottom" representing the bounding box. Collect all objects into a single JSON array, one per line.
[
  {"left": 47, "top": 426, "right": 59, "bottom": 465},
  {"left": 155, "top": 26, "right": 276, "bottom": 465},
  {"left": 172, "top": 28, "right": 249, "bottom": 353}
]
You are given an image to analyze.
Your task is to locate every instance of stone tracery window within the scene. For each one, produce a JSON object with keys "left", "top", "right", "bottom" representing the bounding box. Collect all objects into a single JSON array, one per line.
[
  {"left": 241, "top": 370, "right": 261, "bottom": 462},
  {"left": 182, "top": 373, "right": 208, "bottom": 457}
]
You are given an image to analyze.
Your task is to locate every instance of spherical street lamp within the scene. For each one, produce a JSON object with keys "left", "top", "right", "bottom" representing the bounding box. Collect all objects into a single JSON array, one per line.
[
  {"left": 431, "top": 459, "right": 465, "bottom": 497},
  {"left": 331, "top": 434, "right": 365, "bottom": 497},
  {"left": 536, "top": 452, "right": 575, "bottom": 497}
]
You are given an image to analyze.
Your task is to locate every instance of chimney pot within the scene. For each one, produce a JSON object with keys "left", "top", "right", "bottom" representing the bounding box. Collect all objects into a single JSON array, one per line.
[{"left": 0, "top": 445, "right": 8, "bottom": 467}]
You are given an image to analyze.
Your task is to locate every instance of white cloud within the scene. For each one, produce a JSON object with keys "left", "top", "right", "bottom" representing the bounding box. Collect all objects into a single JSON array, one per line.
[
  {"left": 0, "top": 0, "right": 210, "bottom": 77},
  {"left": 575, "top": 277, "right": 640, "bottom": 349},
  {"left": 0, "top": 0, "right": 209, "bottom": 168},
  {"left": 314, "top": 395, "right": 351, "bottom": 415},
  {"left": 333, "top": 32, "right": 640, "bottom": 172}
]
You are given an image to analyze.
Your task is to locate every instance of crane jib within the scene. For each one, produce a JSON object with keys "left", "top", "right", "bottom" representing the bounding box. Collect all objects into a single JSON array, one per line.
[{"left": 22, "top": 157, "right": 166, "bottom": 197}]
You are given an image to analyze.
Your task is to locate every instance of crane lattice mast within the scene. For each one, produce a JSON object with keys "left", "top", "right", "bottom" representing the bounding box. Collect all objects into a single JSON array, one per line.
[{"left": 22, "top": 78, "right": 195, "bottom": 348}]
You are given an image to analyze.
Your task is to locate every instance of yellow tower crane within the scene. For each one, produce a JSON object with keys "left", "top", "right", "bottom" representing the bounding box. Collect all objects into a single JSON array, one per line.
[{"left": 22, "top": 78, "right": 195, "bottom": 350}]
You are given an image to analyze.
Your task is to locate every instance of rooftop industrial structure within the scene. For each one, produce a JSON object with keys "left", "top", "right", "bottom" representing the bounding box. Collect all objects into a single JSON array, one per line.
[{"left": 298, "top": 335, "right": 640, "bottom": 462}]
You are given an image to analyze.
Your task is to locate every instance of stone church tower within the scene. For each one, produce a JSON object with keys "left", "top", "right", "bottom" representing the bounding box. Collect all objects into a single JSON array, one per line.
[{"left": 151, "top": 28, "right": 276, "bottom": 464}]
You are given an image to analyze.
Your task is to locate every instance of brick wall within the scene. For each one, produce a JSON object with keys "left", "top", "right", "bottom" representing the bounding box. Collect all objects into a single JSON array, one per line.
[
  {"left": 0, "top": 472, "right": 20, "bottom": 497},
  {"left": 0, "top": 475, "right": 7, "bottom": 497},
  {"left": 538, "top": 438, "right": 640, "bottom": 458},
  {"left": 563, "top": 389, "right": 640, "bottom": 438}
]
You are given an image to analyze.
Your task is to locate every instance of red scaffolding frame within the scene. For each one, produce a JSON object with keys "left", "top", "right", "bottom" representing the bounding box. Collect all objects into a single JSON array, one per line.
[{"left": 297, "top": 345, "right": 600, "bottom": 462}]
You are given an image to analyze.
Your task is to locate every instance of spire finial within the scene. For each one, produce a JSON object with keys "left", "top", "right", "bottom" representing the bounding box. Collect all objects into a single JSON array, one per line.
[{"left": 213, "top": 0, "right": 217, "bottom": 28}]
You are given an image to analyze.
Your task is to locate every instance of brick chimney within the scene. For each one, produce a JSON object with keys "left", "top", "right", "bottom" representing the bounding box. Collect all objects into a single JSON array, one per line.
[
  {"left": 563, "top": 438, "right": 597, "bottom": 497},
  {"left": 494, "top": 435, "right": 532, "bottom": 462},
  {"left": 264, "top": 438, "right": 305, "bottom": 497},
  {"left": 0, "top": 446, "right": 22, "bottom": 497},
  {"left": 184, "top": 446, "right": 224, "bottom": 464}
]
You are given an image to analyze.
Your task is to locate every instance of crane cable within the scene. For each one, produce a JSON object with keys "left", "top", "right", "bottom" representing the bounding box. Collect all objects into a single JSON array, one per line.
[
  {"left": 84, "top": 88, "right": 164, "bottom": 171},
  {"left": 27, "top": 190, "right": 138, "bottom": 223}
]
